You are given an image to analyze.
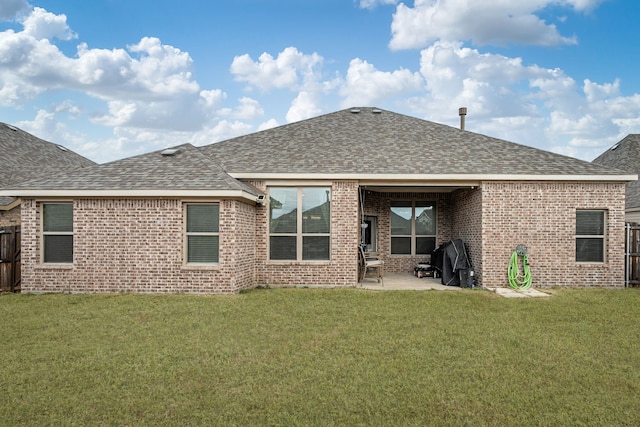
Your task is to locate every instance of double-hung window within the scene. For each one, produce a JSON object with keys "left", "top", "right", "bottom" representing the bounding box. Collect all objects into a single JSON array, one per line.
[
  {"left": 42, "top": 203, "right": 73, "bottom": 263},
  {"left": 269, "top": 187, "right": 331, "bottom": 261},
  {"left": 576, "top": 210, "right": 606, "bottom": 262},
  {"left": 185, "top": 204, "right": 219, "bottom": 264},
  {"left": 390, "top": 201, "right": 436, "bottom": 255}
]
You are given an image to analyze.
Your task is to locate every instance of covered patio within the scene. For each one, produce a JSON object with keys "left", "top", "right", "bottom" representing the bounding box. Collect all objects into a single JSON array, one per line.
[{"left": 358, "top": 272, "right": 465, "bottom": 291}]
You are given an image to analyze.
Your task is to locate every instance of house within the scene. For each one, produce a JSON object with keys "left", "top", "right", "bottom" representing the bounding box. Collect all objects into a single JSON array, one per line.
[
  {"left": 0, "top": 122, "right": 95, "bottom": 227},
  {"left": 592, "top": 134, "right": 640, "bottom": 223},
  {"left": 0, "top": 108, "right": 635, "bottom": 293}
]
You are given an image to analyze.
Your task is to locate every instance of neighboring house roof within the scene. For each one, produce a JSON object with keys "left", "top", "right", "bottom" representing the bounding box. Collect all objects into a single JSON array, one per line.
[
  {"left": 5, "top": 143, "right": 262, "bottom": 200},
  {"left": 592, "top": 134, "right": 640, "bottom": 210},
  {"left": 201, "top": 107, "right": 628, "bottom": 181},
  {"left": 0, "top": 122, "right": 95, "bottom": 208}
]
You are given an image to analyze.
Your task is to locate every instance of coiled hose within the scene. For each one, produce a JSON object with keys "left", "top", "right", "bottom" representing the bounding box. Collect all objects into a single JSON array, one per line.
[{"left": 508, "top": 245, "right": 532, "bottom": 290}]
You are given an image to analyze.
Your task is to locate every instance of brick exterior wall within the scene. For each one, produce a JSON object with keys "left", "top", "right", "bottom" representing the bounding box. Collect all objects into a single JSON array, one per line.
[
  {"left": 451, "top": 188, "right": 483, "bottom": 284},
  {"left": 0, "top": 204, "right": 21, "bottom": 226},
  {"left": 20, "top": 198, "right": 256, "bottom": 294},
  {"left": 18, "top": 180, "right": 627, "bottom": 293},
  {"left": 480, "top": 182, "right": 626, "bottom": 288}
]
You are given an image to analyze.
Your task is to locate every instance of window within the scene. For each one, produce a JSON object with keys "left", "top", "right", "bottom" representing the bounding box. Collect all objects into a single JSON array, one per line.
[
  {"left": 576, "top": 210, "right": 606, "bottom": 262},
  {"left": 42, "top": 203, "right": 73, "bottom": 263},
  {"left": 391, "top": 201, "right": 436, "bottom": 255},
  {"left": 185, "top": 204, "right": 219, "bottom": 264},
  {"left": 269, "top": 187, "right": 331, "bottom": 260}
]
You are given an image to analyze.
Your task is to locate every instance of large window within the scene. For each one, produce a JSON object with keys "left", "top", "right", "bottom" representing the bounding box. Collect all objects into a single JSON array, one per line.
[
  {"left": 42, "top": 203, "right": 73, "bottom": 263},
  {"left": 391, "top": 201, "right": 436, "bottom": 255},
  {"left": 269, "top": 187, "right": 331, "bottom": 261},
  {"left": 185, "top": 204, "right": 219, "bottom": 264},
  {"left": 576, "top": 210, "right": 606, "bottom": 262}
]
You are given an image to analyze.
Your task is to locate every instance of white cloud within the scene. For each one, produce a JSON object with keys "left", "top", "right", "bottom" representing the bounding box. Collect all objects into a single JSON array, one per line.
[
  {"left": 340, "top": 58, "right": 424, "bottom": 107},
  {"left": 358, "top": 0, "right": 398, "bottom": 10},
  {"left": 388, "top": 0, "right": 603, "bottom": 50},
  {"left": 286, "top": 91, "right": 324, "bottom": 122},
  {"left": 0, "top": 0, "right": 29, "bottom": 21},
  {"left": 407, "top": 40, "right": 640, "bottom": 161},
  {"left": 22, "top": 7, "right": 76, "bottom": 41},
  {"left": 230, "top": 47, "right": 324, "bottom": 91}
]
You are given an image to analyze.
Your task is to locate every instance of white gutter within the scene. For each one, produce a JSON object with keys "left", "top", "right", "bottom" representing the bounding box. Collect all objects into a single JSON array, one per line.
[
  {"left": 231, "top": 173, "right": 638, "bottom": 182},
  {"left": 0, "top": 189, "right": 262, "bottom": 203}
]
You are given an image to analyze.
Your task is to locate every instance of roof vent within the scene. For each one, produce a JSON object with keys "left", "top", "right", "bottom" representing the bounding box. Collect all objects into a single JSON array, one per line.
[
  {"left": 161, "top": 148, "right": 180, "bottom": 156},
  {"left": 4, "top": 124, "right": 18, "bottom": 131},
  {"left": 350, "top": 108, "right": 361, "bottom": 114},
  {"left": 458, "top": 107, "right": 467, "bottom": 130},
  {"left": 372, "top": 109, "right": 382, "bottom": 114},
  {"left": 610, "top": 143, "right": 620, "bottom": 151},
  {"left": 56, "top": 145, "right": 68, "bottom": 152}
]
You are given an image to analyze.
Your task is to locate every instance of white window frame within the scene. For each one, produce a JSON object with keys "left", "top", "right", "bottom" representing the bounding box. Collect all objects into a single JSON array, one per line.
[
  {"left": 390, "top": 200, "right": 437, "bottom": 256},
  {"left": 576, "top": 209, "right": 607, "bottom": 263},
  {"left": 184, "top": 203, "right": 220, "bottom": 265},
  {"left": 268, "top": 187, "right": 331, "bottom": 261},
  {"left": 41, "top": 202, "right": 74, "bottom": 264}
]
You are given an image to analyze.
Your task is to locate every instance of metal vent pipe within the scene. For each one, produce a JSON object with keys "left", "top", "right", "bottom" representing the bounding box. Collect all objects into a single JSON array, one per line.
[{"left": 459, "top": 107, "right": 467, "bottom": 130}]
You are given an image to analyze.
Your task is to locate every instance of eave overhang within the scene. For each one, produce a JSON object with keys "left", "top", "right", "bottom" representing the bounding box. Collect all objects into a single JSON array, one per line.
[{"left": 0, "top": 189, "right": 262, "bottom": 204}]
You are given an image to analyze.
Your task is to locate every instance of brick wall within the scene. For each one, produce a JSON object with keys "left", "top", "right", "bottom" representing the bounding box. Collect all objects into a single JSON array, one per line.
[
  {"left": 20, "top": 198, "right": 257, "bottom": 294},
  {"left": 0, "top": 204, "right": 21, "bottom": 226},
  {"left": 480, "top": 182, "right": 627, "bottom": 288},
  {"left": 451, "top": 188, "right": 483, "bottom": 285}
]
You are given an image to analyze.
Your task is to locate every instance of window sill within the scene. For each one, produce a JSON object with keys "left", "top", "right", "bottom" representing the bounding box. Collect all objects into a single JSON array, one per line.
[
  {"left": 182, "top": 263, "right": 220, "bottom": 271},
  {"left": 267, "top": 260, "right": 331, "bottom": 265},
  {"left": 36, "top": 263, "right": 73, "bottom": 270}
]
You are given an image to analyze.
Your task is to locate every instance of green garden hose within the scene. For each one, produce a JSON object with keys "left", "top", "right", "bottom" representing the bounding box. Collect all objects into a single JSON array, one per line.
[{"left": 508, "top": 245, "right": 532, "bottom": 290}]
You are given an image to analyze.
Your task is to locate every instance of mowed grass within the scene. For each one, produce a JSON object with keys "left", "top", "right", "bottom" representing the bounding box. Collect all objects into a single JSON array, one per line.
[{"left": 1, "top": 288, "right": 640, "bottom": 426}]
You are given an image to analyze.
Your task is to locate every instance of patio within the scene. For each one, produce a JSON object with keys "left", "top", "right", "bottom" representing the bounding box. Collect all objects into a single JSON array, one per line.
[{"left": 358, "top": 272, "right": 464, "bottom": 291}]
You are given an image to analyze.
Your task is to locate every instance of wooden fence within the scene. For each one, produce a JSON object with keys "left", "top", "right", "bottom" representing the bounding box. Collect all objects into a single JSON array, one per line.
[
  {"left": 0, "top": 226, "right": 21, "bottom": 292},
  {"left": 626, "top": 223, "right": 640, "bottom": 287}
]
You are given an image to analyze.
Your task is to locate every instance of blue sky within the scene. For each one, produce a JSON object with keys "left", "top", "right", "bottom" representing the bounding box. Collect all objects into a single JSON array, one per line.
[{"left": 1, "top": 0, "right": 639, "bottom": 164}]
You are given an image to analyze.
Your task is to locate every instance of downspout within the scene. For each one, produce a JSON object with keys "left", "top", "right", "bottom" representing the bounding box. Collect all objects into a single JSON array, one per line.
[{"left": 626, "top": 222, "right": 630, "bottom": 288}]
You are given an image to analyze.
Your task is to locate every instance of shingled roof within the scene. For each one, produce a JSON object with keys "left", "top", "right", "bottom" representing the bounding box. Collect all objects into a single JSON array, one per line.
[
  {"left": 6, "top": 143, "right": 261, "bottom": 198},
  {"left": 0, "top": 122, "right": 95, "bottom": 207},
  {"left": 1, "top": 108, "right": 634, "bottom": 201},
  {"left": 592, "top": 134, "right": 640, "bottom": 209},
  {"left": 200, "top": 107, "right": 625, "bottom": 178}
]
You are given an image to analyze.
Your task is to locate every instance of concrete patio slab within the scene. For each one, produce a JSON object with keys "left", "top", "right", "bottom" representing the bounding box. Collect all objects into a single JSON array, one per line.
[
  {"left": 487, "top": 287, "right": 551, "bottom": 298},
  {"left": 359, "top": 272, "right": 463, "bottom": 291}
]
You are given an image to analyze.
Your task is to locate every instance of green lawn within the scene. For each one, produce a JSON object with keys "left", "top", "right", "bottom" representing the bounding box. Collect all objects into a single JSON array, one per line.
[{"left": 1, "top": 287, "right": 639, "bottom": 426}]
